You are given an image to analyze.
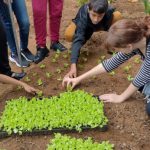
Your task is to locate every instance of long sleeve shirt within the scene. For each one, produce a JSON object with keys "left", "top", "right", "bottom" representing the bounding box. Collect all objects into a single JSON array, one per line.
[
  {"left": 102, "top": 42, "right": 150, "bottom": 88},
  {"left": 71, "top": 4, "right": 115, "bottom": 64}
]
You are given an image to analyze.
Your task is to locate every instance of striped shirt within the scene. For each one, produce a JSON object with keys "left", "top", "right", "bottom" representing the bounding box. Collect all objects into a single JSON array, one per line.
[{"left": 102, "top": 42, "right": 150, "bottom": 88}]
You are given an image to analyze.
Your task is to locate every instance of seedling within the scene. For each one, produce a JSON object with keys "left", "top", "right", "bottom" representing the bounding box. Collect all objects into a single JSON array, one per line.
[
  {"left": 39, "top": 64, "right": 46, "bottom": 69},
  {"left": 134, "top": 57, "right": 141, "bottom": 64},
  {"left": 0, "top": 90, "right": 108, "bottom": 135},
  {"left": 16, "top": 85, "right": 23, "bottom": 90},
  {"left": 64, "top": 63, "right": 69, "bottom": 68},
  {"left": 47, "top": 133, "right": 114, "bottom": 150},
  {"left": 109, "top": 71, "right": 115, "bottom": 76},
  {"left": 46, "top": 72, "right": 52, "bottom": 78},
  {"left": 63, "top": 54, "right": 68, "bottom": 59},
  {"left": 54, "top": 53, "right": 59, "bottom": 59},
  {"left": 37, "top": 90, "right": 43, "bottom": 97},
  {"left": 37, "top": 78, "right": 43, "bottom": 86},
  {"left": 98, "top": 55, "right": 106, "bottom": 63},
  {"left": 51, "top": 58, "right": 57, "bottom": 63},
  {"left": 127, "top": 75, "right": 134, "bottom": 81},
  {"left": 32, "top": 72, "right": 37, "bottom": 77},
  {"left": 123, "top": 65, "right": 132, "bottom": 73},
  {"left": 57, "top": 76, "right": 63, "bottom": 81},
  {"left": 56, "top": 68, "right": 62, "bottom": 74},
  {"left": 25, "top": 76, "right": 31, "bottom": 82},
  {"left": 67, "top": 50, "right": 71, "bottom": 54},
  {"left": 82, "top": 57, "right": 88, "bottom": 62}
]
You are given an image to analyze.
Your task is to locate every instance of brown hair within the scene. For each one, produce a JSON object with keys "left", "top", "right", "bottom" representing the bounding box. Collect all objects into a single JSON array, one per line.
[{"left": 105, "top": 16, "right": 150, "bottom": 49}]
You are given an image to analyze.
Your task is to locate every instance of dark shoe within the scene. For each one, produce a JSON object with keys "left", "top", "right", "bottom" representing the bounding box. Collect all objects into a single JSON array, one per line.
[
  {"left": 146, "top": 96, "right": 150, "bottom": 116},
  {"left": 50, "top": 41, "right": 67, "bottom": 52},
  {"left": 10, "top": 72, "right": 26, "bottom": 80},
  {"left": 9, "top": 53, "right": 30, "bottom": 68},
  {"left": 34, "top": 46, "right": 49, "bottom": 64},
  {"left": 21, "top": 48, "right": 35, "bottom": 62}
]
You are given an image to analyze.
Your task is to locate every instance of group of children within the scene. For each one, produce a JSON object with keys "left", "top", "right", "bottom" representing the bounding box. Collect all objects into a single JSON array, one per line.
[{"left": 1, "top": 0, "right": 150, "bottom": 116}]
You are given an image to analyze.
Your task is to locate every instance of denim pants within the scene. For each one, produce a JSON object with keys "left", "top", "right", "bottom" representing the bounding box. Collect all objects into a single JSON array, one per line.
[
  {"left": 0, "top": 17, "right": 11, "bottom": 75},
  {"left": 142, "top": 82, "right": 150, "bottom": 116},
  {"left": 0, "top": 0, "right": 30, "bottom": 55}
]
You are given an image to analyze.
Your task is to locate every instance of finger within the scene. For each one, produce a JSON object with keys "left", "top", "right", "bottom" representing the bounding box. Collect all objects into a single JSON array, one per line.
[
  {"left": 67, "top": 80, "right": 72, "bottom": 87},
  {"left": 74, "top": 73, "right": 77, "bottom": 78},
  {"left": 69, "top": 74, "right": 73, "bottom": 78}
]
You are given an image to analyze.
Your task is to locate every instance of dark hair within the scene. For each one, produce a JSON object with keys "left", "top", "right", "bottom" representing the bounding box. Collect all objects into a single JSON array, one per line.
[
  {"left": 105, "top": 16, "right": 150, "bottom": 49},
  {"left": 88, "top": 0, "right": 108, "bottom": 14}
]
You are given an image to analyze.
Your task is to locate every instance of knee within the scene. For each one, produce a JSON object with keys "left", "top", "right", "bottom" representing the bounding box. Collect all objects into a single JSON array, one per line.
[
  {"left": 64, "top": 22, "right": 76, "bottom": 42},
  {"left": 111, "top": 11, "right": 122, "bottom": 24}
]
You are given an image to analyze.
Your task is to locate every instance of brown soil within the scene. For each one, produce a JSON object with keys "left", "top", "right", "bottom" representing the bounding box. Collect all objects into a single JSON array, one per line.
[{"left": 0, "top": 0, "right": 150, "bottom": 150}]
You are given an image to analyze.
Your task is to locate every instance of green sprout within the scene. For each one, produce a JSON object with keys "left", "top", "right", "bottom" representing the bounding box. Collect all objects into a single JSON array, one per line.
[
  {"left": 63, "top": 54, "right": 68, "bottom": 59},
  {"left": 25, "top": 76, "right": 31, "bottom": 82},
  {"left": 56, "top": 68, "right": 62, "bottom": 74},
  {"left": 32, "top": 72, "right": 37, "bottom": 77},
  {"left": 123, "top": 65, "right": 132, "bottom": 73},
  {"left": 37, "top": 90, "right": 43, "bottom": 97},
  {"left": 46, "top": 72, "right": 52, "bottom": 78},
  {"left": 109, "top": 71, "right": 115, "bottom": 76},
  {"left": 47, "top": 133, "right": 114, "bottom": 150},
  {"left": 51, "top": 58, "right": 57, "bottom": 63},
  {"left": 37, "top": 78, "right": 43, "bottom": 86},
  {"left": 127, "top": 75, "right": 134, "bottom": 81},
  {"left": 39, "top": 64, "right": 46, "bottom": 69},
  {"left": 134, "top": 57, "right": 141, "bottom": 64},
  {"left": 64, "top": 63, "right": 69, "bottom": 68},
  {"left": 57, "top": 76, "right": 63, "bottom": 81}
]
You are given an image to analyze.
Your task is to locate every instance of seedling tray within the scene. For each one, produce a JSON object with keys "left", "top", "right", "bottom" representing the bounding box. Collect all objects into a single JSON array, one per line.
[
  {"left": 0, "top": 92, "right": 108, "bottom": 138},
  {"left": 0, "top": 125, "right": 108, "bottom": 139}
]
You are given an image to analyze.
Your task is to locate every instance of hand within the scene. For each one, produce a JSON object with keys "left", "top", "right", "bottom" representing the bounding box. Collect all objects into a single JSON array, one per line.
[
  {"left": 100, "top": 93, "right": 125, "bottom": 103},
  {"left": 62, "top": 76, "right": 80, "bottom": 89},
  {"left": 3, "top": 0, "right": 13, "bottom": 4},
  {"left": 65, "top": 64, "right": 77, "bottom": 78},
  {"left": 22, "top": 83, "right": 39, "bottom": 95}
]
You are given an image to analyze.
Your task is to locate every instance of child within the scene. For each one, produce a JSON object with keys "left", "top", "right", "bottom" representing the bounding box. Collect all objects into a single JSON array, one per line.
[
  {"left": 63, "top": 16, "right": 150, "bottom": 116},
  {"left": 64, "top": 0, "right": 122, "bottom": 78},
  {"left": 0, "top": 16, "right": 25, "bottom": 80},
  {"left": 0, "top": 74, "right": 38, "bottom": 95},
  {"left": 32, "top": 0, "right": 67, "bottom": 64},
  {"left": 0, "top": 0, "right": 35, "bottom": 67}
]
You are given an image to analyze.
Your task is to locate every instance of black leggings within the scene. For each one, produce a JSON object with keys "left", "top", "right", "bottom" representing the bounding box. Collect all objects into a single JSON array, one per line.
[{"left": 0, "top": 17, "right": 11, "bottom": 75}]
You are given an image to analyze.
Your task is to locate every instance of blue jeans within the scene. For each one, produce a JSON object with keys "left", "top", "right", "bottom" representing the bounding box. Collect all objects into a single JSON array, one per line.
[
  {"left": 0, "top": 0, "right": 30, "bottom": 54},
  {"left": 142, "top": 82, "right": 150, "bottom": 116}
]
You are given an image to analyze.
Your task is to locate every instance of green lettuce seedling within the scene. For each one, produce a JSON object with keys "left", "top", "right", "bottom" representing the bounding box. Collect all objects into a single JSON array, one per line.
[
  {"left": 0, "top": 90, "right": 108, "bottom": 134},
  {"left": 47, "top": 133, "right": 114, "bottom": 150},
  {"left": 127, "top": 75, "right": 134, "bottom": 81},
  {"left": 39, "top": 64, "right": 46, "bottom": 69},
  {"left": 37, "top": 79, "right": 43, "bottom": 86}
]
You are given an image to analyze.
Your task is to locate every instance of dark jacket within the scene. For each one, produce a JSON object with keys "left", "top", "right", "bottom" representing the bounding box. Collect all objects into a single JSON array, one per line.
[{"left": 71, "top": 4, "right": 115, "bottom": 63}]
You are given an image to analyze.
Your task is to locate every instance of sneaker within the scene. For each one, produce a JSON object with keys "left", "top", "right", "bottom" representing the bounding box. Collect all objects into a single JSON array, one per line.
[
  {"left": 10, "top": 72, "right": 26, "bottom": 80},
  {"left": 145, "top": 96, "right": 150, "bottom": 116},
  {"left": 4, "top": 71, "right": 26, "bottom": 80},
  {"left": 34, "top": 46, "right": 49, "bottom": 64},
  {"left": 21, "top": 48, "right": 35, "bottom": 62},
  {"left": 9, "top": 54, "right": 30, "bottom": 68},
  {"left": 50, "top": 41, "right": 67, "bottom": 52}
]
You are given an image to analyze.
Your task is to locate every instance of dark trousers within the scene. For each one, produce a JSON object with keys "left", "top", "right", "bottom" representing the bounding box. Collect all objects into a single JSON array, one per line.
[{"left": 0, "top": 17, "right": 11, "bottom": 75}]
